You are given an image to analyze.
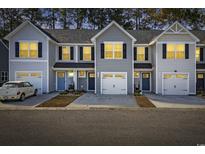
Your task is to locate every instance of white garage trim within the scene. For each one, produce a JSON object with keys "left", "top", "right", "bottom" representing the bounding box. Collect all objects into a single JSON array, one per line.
[
  {"left": 100, "top": 72, "right": 127, "bottom": 95},
  {"left": 15, "top": 71, "right": 43, "bottom": 94},
  {"left": 162, "top": 72, "right": 189, "bottom": 95}
]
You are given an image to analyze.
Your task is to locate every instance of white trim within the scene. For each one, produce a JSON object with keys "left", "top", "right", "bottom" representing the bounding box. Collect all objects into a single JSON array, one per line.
[
  {"left": 196, "top": 44, "right": 205, "bottom": 46},
  {"left": 75, "top": 45, "right": 78, "bottom": 62},
  {"left": 134, "top": 68, "right": 153, "bottom": 71},
  {"left": 52, "top": 67, "right": 94, "bottom": 71},
  {"left": 132, "top": 40, "right": 134, "bottom": 94},
  {"left": 100, "top": 72, "right": 128, "bottom": 95},
  {"left": 161, "top": 72, "right": 189, "bottom": 95},
  {"left": 155, "top": 43, "right": 158, "bottom": 94},
  {"left": 134, "top": 44, "right": 149, "bottom": 46},
  {"left": 91, "top": 21, "right": 136, "bottom": 42},
  {"left": 10, "top": 59, "right": 48, "bottom": 62},
  {"left": 15, "top": 71, "right": 43, "bottom": 95},
  {"left": 196, "top": 69, "right": 205, "bottom": 72},
  {"left": 47, "top": 40, "right": 49, "bottom": 93},
  {"left": 58, "top": 43, "right": 94, "bottom": 46},
  {"left": 149, "top": 21, "right": 200, "bottom": 45},
  {"left": 157, "top": 41, "right": 196, "bottom": 44},
  {"left": 0, "top": 39, "right": 8, "bottom": 49},
  {"left": 94, "top": 41, "right": 97, "bottom": 94},
  {"left": 194, "top": 43, "right": 197, "bottom": 95},
  {"left": 9, "top": 42, "right": 11, "bottom": 81}
]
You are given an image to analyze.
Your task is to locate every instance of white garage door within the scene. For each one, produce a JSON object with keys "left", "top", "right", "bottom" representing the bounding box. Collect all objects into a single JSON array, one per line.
[
  {"left": 163, "top": 73, "right": 189, "bottom": 95},
  {"left": 16, "top": 72, "right": 42, "bottom": 94},
  {"left": 101, "top": 72, "right": 127, "bottom": 94}
]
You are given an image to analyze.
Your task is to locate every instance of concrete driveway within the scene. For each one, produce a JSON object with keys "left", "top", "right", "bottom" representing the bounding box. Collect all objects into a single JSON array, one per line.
[
  {"left": 71, "top": 93, "right": 138, "bottom": 108},
  {"left": 0, "top": 92, "right": 59, "bottom": 108},
  {"left": 145, "top": 93, "right": 205, "bottom": 108}
]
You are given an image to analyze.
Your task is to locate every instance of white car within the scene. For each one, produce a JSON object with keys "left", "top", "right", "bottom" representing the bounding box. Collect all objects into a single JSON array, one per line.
[{"left": 0, "top": 81, "right": 38, "bottom": 101}]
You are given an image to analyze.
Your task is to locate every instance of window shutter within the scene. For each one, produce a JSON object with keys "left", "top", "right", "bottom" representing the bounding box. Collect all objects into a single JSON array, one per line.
[
  {"left": 59, "top": 46, "right": 62, "bottom": 60},
  {"left": 200, "top": 48, "right": 204, "bottom": 61},
  {"left": 80, "top": 47, "right": 83, "bottom": 60},
  {"left": 38, "top": 42, "right": 42, "bottom": 58},
  {"left": 123, "top": 43, "right": 127, "bottom": 59},
  {"left": 145, "top": 47, "right": 148, "bottom": 61},
  {"left": 185, "top": 44, "right": 189, "bottom": 59},
  {"left": 101, "top": 43, "right": 104, "bottom": 59},
  {"left": 91, "top": 47, "right": 94, "bottom": 60},
  {"left": 70, "top": 47, "right": 74, "bottom": 60},
  {"left": 15, "top": 42, "right": 19, "bottom": 57},
  {"left": 134, "top": 47, "right": 137, "bottom": 60},
  {"left": 162, "top": 44, "right": 167, "bottom": 59}
]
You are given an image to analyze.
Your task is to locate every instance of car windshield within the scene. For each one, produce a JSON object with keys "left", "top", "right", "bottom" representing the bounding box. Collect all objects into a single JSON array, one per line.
[{"left": 3, "top": 83, "right": 19, "bottom": 88}]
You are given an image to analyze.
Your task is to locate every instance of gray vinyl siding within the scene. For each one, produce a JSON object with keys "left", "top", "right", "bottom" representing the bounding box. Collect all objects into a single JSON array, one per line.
[
  {"left": 158, "top": 34, "right": 196, "bottom": 42},
  {"left": 95, "top": 24, "right": 133, "bottom": 94},
  {"left": 156, "top": 38, "right": 196, "bottom": 94},
  {"left": 9, "top": 23, "right": 49, "bottom": 93},
  {"left": 49, "top": 41, "right": 56, "bottom": 92}
]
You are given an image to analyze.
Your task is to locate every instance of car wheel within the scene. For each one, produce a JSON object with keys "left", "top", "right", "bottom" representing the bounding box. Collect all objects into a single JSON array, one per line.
[
  {"left": 34, "top": 89, "right": 38, "bottom": 96},
  {"left": 20, "top": 93, "right": 25, "bottom": 101}
]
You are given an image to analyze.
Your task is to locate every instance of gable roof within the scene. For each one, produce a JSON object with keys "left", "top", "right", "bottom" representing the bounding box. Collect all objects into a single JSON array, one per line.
[
  {"left": 4, "top": 20, "right": 59, "bottom": 43},
  {"left": 4, "top": 21, "right": 205, "bottom": 45},
  {"left": 149, "top": 21, "right": 200, "bottom": 45},
  {"left": 91, "top": 21, "right": 136, "bottom": 42}
]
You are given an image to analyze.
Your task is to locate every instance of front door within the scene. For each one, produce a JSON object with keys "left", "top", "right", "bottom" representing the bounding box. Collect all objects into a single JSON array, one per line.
[
  {"left": 88, "top": 72, "right": 95, "bottom": 90},
  {"left": 197, "top": 73, "right": 204, "bottom": 91},
  {"left": 142, "top": 73, "right": 150, "bottom": 91},
  {"left": 57, "top": 72, "right": 65, "bottom": 91}
]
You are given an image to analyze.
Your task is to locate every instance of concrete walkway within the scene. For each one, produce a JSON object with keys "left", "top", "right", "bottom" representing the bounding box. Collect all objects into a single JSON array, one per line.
[
  {"left": 145, "top": 93, "right": 205, "bottom": 108},
  {"left": 71, "top": 93, "right": 138, "bottom": 108},
  {"left": 0, "top": 92, "right": 59, "bottom": 109}
]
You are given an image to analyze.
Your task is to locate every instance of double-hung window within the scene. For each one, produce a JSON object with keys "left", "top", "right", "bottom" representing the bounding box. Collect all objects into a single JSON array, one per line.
[
  {"left": 62, "top": 46, "right": 71, "bottom": 61},
  {"left": 19, "top": 42, "right": 38, "bottom": 58},
  {"left": 196, "top": 47, "right": 200, "bottom": 62},
  {"left": 137, "top": 47, "right": 145, "bottom": 61},
  {"left": 166, "top": 44, "right": 185, "bottom": 59},
  {"left": 83, "top": 47, "right": 91, "bottom": 61},
  {"left": 104, "top": 42, "right": 123, "bottom": 59}
]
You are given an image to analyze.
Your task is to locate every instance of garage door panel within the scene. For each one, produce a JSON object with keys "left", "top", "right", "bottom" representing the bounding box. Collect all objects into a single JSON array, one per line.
[
  {"left": 163, "top": 73, "right": 188, "bottom": 95},
  {"left": 16, "top": 72, "right": 42, "bottom": 94},
  {"left": 102, "top": 72, "right": 127, "bottom": 95}
]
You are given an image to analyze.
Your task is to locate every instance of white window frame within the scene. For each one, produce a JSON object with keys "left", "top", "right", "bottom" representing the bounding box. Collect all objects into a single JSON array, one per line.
[
  {"left": 136, "top": 47, "right": 146, "bottom": 61},
  {"left": 83, "top": 46, "right": 92, "bottom": 61},
  {"left": 166, "top": 43, "right": 185, "bottom": 60},
  {"left": 196, "top": 47, "right": 201, "bottom": 62},
  {"left": 19, "top": 40, "right": 39, "bottom": 59},
  {"left": 104, "top": 41, "right": 123, "bottom": 60}
]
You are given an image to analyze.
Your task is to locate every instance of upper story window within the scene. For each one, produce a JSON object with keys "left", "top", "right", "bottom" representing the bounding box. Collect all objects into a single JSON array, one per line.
[
  {"left": 137, "top": 47, "right": 145, "bottom": 61},
  {"left": 196, "top": 47, "right": 204, "bottom": 62},
  {"left": 134, "top": 47, "right": 148, "bottom": 61},
  {"left": 166, "top": 44, "right": 185, "bottom": 59},
  {"left": 83, "top": 47, "right": 91, "bottom": 61},
  {"left": 104, "top": 43, "right": 123, "bottom": 59},
  {"left": 15, "top": 41, "right": 42, "bottom": 59},
  {"left": 79, "top": 46, "right": 94, "bottom": 61},
  {"left": 19, "top": 42, "right": 38, "bottom": 58},
  {"left": 59, "top": 46, "right": 74, "bottom": 61},
  {"left": 62, "top": 46, "right": 70, "bottom": 60}
]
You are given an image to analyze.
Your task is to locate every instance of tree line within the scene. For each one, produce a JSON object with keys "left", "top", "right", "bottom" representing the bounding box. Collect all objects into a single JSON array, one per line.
[{"left": 0, "top": 8, "right": 205, "bottom": 38}]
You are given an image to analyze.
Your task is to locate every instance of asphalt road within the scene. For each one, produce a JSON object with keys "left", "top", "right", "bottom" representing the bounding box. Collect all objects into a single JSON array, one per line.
[{"left": 0, "top": 109, "right": 205, "bottom": 146}]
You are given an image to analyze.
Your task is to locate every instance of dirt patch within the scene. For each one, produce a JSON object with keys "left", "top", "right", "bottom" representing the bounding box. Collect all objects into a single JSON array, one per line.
[
  {"left": 135, "top": 96, "right": 156, "bottom": 108},
  {"left": 37, "top": 95, "right": 80, "bottom": 107}
]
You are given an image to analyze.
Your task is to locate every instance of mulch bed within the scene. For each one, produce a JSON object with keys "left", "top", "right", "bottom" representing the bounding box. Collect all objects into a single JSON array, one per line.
[{"left": 135, "top": 96, "right": 156, "bottom": 108}]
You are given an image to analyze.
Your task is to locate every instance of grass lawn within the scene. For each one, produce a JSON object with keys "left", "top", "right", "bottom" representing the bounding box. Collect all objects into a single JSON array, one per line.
[
  {"left": 135, "top": 96, "right": 156, "bottom": 108},
  {"left": 37, "top": 95, "right": 80, "bottom": 107}
]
